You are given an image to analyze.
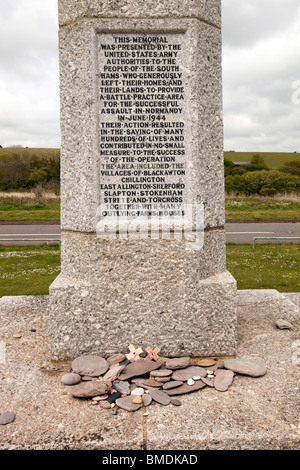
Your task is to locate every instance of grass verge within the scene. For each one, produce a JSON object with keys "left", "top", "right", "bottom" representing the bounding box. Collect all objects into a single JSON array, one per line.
[
  {"left": 225, "top": 194, "right": 300, "bottom": 221},
  {"left": 0, "top": 243, "right": 299, "bottom": 296},
  {"left": 0, "top": 195, "right": 60, "bottom": 222},
  {"left": 0, "top": 245, "right": 61, "bottom": 296},
  {"left": 226, "top": 243, "right": 300, "bottom": 292}
]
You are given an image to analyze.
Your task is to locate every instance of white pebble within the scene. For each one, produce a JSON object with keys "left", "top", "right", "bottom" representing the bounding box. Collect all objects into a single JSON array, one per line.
[
  {"left": 207, "top": 375, "right": 214, "bottom": 379},
  {"left": 131, "top": 387, "right": 145, "bottom": 396},
  {"left": 187, "top": 379, "right": 195, "bottom": 386},
  {"left": 193, "top": 376, "right": 201, "bottom": 381}
]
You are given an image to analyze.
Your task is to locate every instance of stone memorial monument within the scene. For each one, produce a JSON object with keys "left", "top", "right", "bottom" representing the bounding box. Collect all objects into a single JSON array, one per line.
[{"left": 50, "top": 0, "right": 237, "bottom": 360}]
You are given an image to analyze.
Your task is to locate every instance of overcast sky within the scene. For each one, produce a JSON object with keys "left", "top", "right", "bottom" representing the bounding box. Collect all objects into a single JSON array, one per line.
[{"left": 0, "top": 0, "right": 300, "bottom": 152}]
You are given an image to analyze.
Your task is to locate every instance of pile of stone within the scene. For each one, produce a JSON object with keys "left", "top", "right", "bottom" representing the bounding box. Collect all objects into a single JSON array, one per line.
[{"left": 61, "top": 351, "right": 267, "bottom": 412}]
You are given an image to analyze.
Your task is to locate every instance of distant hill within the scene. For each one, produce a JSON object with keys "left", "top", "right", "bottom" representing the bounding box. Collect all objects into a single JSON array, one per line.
[{"left": 224, "top": 151, "right": 300, "bottom": 169}]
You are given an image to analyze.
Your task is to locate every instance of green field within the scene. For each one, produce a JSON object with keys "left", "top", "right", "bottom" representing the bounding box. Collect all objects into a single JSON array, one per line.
[
  {"left": 0, "top": 196, "right": 60, "bottom": 222},
  {"left": 224, "top": 151, "right": 300, "bottom": 169},
  {"left": 225, "top": 195, "right": 300, "bottom": 221},
  {"left": 0, "top": 245, "right": 60, "bottom": 297},
  {"left": 226, "top": 243, "right": 300, "bottom": 292},
  {"left": 0, "top": 243, "right": 299, "bottom": 297}
]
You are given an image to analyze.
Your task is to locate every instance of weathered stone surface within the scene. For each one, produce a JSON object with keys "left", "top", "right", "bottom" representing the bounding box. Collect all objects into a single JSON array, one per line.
[
  {"left": 72, "top": 355, "right": 109, "bottom": 377},
  {"left": 61, "top": 373, "right": 81, "bottom": 385},
  {"left": 165, "top": 357, "right": 191, "bottom": 370},
  {"left": 214, "top": 370, "right": 234, "bottom": 392},
  {"left": 58, "top": 0, "right": 222, "bottom": 28},
  {"left": 165, "top": 380, "right": 206, "bottom": 396},
  {"left": 141, "top": 379, "right": 164, "bottom": 388},
  {"left": 131, "top": 388, "right": 145, "bottom": 397},
  {"left": 201, "top": 377, "right": 215, "bottom": 387},
  {"left": 142, "top": 394, "right": 152, "bottom": 407},
  {"left": 107, "top": 353, "right": 126, "bottom": 366},
  {"left": 118, "top": 361, "right": 161, "bottom": 381},
  {"left": 171, "top": 399, "right": 182, "bottom": 407},
  {"left": 103, "top": 365, "right": 125, "bottom": 382},
  {"left": 276, "top": 319, "right": 293, "bottom": 330},
  {"left": 71, "top": 380, "right": 111, "bottom": 398},
  {"left": 0, "top": 412, "right": 15, "bottom": 425},
  {"left": 115, "top": 396, "right": 143, "bottom": 412},
  {"left": 195, "top": 359, "right": 216, "bottom": 367},
  {"left": 150, "top": 369, "right": 173, "bottom": 378},
  {"left": 172, "top": 366, "right": 207, "bottom": 382},
  {"left": 149, "top": 390, "right": 171, "bottom": 406},
  {"left": 223, "top": 359, "right": 267, "bottom": 378},
  {"left": 162, "top": 381, "right": 184, "bottom": 390},
  {"left": 113, "top": 381, "right": 130, "bottom": 395}
]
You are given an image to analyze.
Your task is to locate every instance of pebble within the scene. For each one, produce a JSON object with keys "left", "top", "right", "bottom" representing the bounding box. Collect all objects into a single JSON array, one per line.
[
  {"left": 113, "top": 380, "right": 130, "bottom": 395},
  {"left": 115, "top": 396, "right": 143, "bottom": 412},
  {"left": 13, "top": 334, "right": 22, "bottom": 339},
  {"left": 223, "top": 358, "right": 267, "bottom": 378},
  {"left": 118, "top": 361, "right": 161, "bottom": 381},
  {"left": 166, "top": 380, "right": 206, "bottom": 396},
  {"left": 100, "top": 401, "right": 111, "bottom": 410},
  {"left": 162, "top": 380, "right": 184, "bottom": 390},
  {"left": 92, "top": 395, "right": 108, "bottom": 401},
  {"left": 72, "top": 355, "right": 109, "bottom": 377},
  {"left": 141, "top": 379, "right": 164, "bottom": 388},
  {"left": 276, "top": 319, "right": 293, "bottom": 330},
  {"left": 172, "top": 366, "right": 206, "bottom": 382},
  {"left": 201, "top": 377, "right": 214, "bottom": 387},
  {"left": 132, "top": 396, "right": 143, "bottom": 404},
  {"left": 196, "top": 358, "right": 216, "bottom": 367},
  {"left": 187, "top": 379, "right": 195, "bottom": 386},
  {"left": 171, "top": 399, "right": 182, "bottom": 407},
  {"left": 0, "top": 411, "right": 15, "bottom": 425},
  {"left": 149, "top": 389, "right": 171, "bottom": 406},
  {"left": 150, "top": 369, "right": 172, "bottom": 378},
  {"left": 71, "top": 380, "right": 111, "bottom": 398},
  {"left": 214, "top": 370, "right": 234, "bottom": 392},
  {"left": 103, "top": 365, "right": 125, "bottom": 382},
  {"left": 165, "top": 357, "right": 191, "bottom": 370},
  {"left": 193, "top": 376, "right": 201, "bottom": 381},
  {"left": 107, "top": 353, "right": 126, "bottom": 366},
  {"left": 131, "top": 387, "right": 145, "bottom": 396},
  {"left": 142, "top": 394, "right": 152, "bottom": 406},
  {"left": 61, "top": 373, "right": 81, "bottom": 386}
]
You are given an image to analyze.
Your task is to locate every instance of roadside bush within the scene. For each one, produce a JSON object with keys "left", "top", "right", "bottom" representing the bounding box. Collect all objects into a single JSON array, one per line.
[
  {"left": 279, "top": 160, "right": 300, "bottom": 177},
  {"left": 225, "top": 170, "right": 300, "bottom": 196}
]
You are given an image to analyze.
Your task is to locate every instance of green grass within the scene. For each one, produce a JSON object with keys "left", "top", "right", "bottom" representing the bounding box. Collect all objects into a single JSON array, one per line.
[
  {"left": 0, "top": 197, "right": 60, "bottom": 222},
  {"left": 224, "top": 151, "right": 300, "bottom": 169},
  {"left": 225, "top": 195, "right": 300, "bottom": 221},
  {"left": 227, "top": 243, "right": 300, "bottom": 292},
  {"left": 0, "top": 243, "right": 299, "bottom": 296},
  {"left": 0, "top": 245, "right": 61, "bottom": 296}
]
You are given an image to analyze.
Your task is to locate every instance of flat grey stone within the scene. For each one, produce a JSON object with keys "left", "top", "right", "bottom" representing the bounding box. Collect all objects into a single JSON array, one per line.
[
  {"left": 0, "top": 412, "right": 15, "bottom": 425},
  {"left": 71, "top": 380, "right": 111, "bottom": 398},
  {"left": 165, "top": 380, "right": 206, "bottom": 396},
  {"left": 172, "top": 366, "right": 207, "bottom": 382},
  {"left": 201, "top": 377, "right": 215, "bottom": 387},
  {"left": 224, "top": 358, "right": 267, "bottom": 378},
  {"left": 165, "top": 357, "right": 191, "bottom": 370},
  {"left": 149, "top": 389, "right": 171, "bottom": 406},
  {"left": 142, "top": 394, "right": 152, "bottom": 407},
  {"left": 118, "top": 361, "right": 161, "bottom": 381},
  {"left": 214, "top": 370, "right": 234, "bottom": 392},
  {"left": 72, "top": 355, "right": 109, "bottom": 377},
  {"left": 141, "top": 379, "right": 164, "bottom": 388},
  {"left": 171, "top": 399, "right": 182, "bottom": 407},
  {"left": 61, "top": 373, "right": 81, "bottom": 385},
  {"left": 162, "top": 381, "right": 184, "bottom": 390},
  {"left": 150, "top": 369, "right": 173, "bottom": 378},
  {"left": 115, "top": 396, "right": 143, "bottom": 412},
  {"left": 113, "top": 381, "right": 130, "bottom": 395}
]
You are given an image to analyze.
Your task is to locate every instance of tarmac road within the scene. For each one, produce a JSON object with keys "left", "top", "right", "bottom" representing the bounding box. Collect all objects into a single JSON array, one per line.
[{"left": 0, "top": 222, "right": 299, "bottom": 245}]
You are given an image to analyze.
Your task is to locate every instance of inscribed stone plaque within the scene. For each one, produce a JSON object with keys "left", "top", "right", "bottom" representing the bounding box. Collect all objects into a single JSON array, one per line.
[{"left": 97, "top": 33, "right": 190, "bottom": 224}]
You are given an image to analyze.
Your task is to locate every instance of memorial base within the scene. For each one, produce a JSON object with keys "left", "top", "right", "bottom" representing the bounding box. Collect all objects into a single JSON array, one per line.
[{"left": 49, "top": 232, "right": 237, "bottom": 360}]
